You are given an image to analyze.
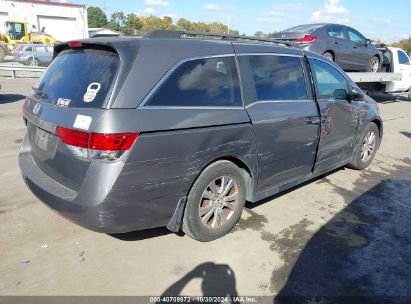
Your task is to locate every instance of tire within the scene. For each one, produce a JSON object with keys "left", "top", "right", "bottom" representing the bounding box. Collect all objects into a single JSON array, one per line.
[
  {"left": 367, "top": 56, "right": 380, "bottom": 72},
  {"left": 182, "top": 160, "right": 246, "bottom": 241},
  {"left": 348, "top": 123, "right": 380, "bottom": 170},
  {"left": 0, "top": 47, "right": 5, "bottom": 63},
  {"left": 323, "top": 51, "right": 334, "bottom": 61},
  {"left": 408, "top": 87, "right": 411, "bottom": 101},
  {"left": 26, "top": 58, "right": 39, "bottom": 66}
]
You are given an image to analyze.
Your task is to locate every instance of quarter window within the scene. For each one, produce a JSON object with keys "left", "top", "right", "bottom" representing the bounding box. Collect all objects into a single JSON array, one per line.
[
  {"left": 248, "top": 55, "right": 307, "bottom": 101},
  {"left": 147, "top": 57, "right": 241, "bottom": 107},
  {"left": 311, "top": 59, "right": 349, "bottom": 100},
  {"left": 398, "top": 50, "right": 410, "bottom": 65}
]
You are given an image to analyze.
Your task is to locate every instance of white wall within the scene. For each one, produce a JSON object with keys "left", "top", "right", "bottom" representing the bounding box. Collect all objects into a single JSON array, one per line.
[{"left": 0, "top": 0, "right": 88, "bottom": 41}]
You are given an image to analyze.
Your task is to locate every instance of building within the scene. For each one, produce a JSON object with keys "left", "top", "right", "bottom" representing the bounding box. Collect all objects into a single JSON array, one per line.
[
  {"left": 0, "top": 0, "right": 88, "bottom": 42},
  {"left": 88, "top": 28, "right": 120, "bottom": 38}
]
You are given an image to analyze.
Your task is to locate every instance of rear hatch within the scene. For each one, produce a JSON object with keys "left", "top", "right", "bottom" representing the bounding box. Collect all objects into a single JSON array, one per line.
[{"left": 23, "top": 44, "right": 121, "bottom": 191}]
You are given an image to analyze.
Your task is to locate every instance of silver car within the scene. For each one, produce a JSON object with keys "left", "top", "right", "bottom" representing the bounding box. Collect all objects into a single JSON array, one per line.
[{"left": 14, "top": 44, "right": 53, "bottom": 66}]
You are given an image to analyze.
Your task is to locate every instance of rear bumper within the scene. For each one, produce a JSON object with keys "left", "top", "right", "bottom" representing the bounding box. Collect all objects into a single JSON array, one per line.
[{"left": 19, "top": 145, "right": 179, "bottom": 234}]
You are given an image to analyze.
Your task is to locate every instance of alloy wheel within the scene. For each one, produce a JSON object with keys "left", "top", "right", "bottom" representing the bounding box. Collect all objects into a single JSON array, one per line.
[
  {"left": 360, "top": 131, "right": 376, "bottom": 163},
  {"left": 199, "top": 176, "right": 239, "bottom": 229}
]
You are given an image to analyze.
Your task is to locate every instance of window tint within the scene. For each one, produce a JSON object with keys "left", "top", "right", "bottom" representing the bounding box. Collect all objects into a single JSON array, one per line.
[
  {"left": 249, "top": 55, "right": 307, "bottom": 101},
  {"left": 327, "top": 26, "right": 345, "bottom": 39},
  {"left": 311, "top": 59, "right": 349, "bottom": 100},
  {"left": 398, "top": 50, "right": 410, "bottom": 65},
  {"left": 32, "top": 48, "right": 119, "bottom": 108},
  {"left": 282, "top": 24, "right": 322, "bottom": 34},
  {"left": 147, "top": 57, "right": 241, "bottom": 107},
  {"left": 347, "top": 29, "right": 365, "bottom": 43},
  {"left": 25, "top": 47, "right": 32, "bottom": 52}
]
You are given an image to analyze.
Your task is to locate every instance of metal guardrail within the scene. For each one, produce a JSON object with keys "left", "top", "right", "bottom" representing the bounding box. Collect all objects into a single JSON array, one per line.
[{"left": 0, "top": 64, "right": 46, "bottom": 78}]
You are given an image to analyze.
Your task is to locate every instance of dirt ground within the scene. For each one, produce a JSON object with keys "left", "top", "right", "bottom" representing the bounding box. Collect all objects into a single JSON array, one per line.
[{"left": 0, "top": 78, "right": 410, "bottom": 301}]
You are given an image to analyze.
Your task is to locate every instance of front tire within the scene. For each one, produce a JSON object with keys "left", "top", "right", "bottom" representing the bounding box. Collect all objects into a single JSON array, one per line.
[
  {"left": 182, "top": 160, "right": 246, "bottom": 241},
  {"left": 367, "top": 56, "right": 380, "bottom": 72},
  {"left": 348, "top": 123, "right": 380, "bottom": 170}
]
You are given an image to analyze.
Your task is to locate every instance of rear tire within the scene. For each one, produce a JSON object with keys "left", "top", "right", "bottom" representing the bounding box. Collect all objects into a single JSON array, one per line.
[
  {"left": 348, "top": 122, "right": 380, "bottom": 170},
  {"left": 182, "top": 160, "right": 246, "bottom": 241},
  {"left": 323, "top": 51, "right": 334, "bottom": 61},
  {"left": 367, "top": 56, "right": 380, "bottom": 72},
  {"left": 26, "top": 58, "right": 39, "bottom": 66}
]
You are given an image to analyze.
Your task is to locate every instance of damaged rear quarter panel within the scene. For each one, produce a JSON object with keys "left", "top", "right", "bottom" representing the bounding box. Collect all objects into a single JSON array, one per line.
[{"left": 106, "top": 108, "right": 257, "bottom": 226}]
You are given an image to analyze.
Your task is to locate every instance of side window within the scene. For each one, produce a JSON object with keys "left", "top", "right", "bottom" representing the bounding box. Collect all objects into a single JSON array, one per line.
[
  {"left": 25, "top": 47, "right": 32, "bottom": 52},
  {"left": 347, "top": 29, "right": 366, "bottom": 44},
  {"left": 46, "top": 46, "right": 54, "bottom": 52},
  {"left": 327, "top": 26, "right": 345, "bottom": 39},
  {"left": 398, "top": 50, "right": 410, "bottom": 65},
  {"left": 35, "top": 46, "right": 46, "bottom": 53},
  {"left": 311, "top": 59, "right": 349, "bottom": 100},
  {"left": 147, "top": 56, "right": 241, "bottom": 107},
  {"left": 248, "top": 55, "right": 308, "bottom": 101}
]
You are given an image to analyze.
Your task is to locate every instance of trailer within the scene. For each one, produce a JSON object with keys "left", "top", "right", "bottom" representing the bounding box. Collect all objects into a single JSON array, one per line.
[{"left": 346, "top": 46, "right": 411, "bottom": 101}]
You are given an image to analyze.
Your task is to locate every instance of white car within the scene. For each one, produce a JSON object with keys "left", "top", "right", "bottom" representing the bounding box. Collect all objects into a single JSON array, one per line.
[
  {"left": 381, "top": 47, "right": 411, "bottom": 95},
  {"left": 347, "top": 46, "right": 411, "bottom": 100}
]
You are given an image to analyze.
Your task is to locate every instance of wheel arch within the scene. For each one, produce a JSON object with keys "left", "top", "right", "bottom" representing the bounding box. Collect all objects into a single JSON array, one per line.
[
  {"left": 323, "top": 50, "right": 335, "bottom": 60},
  {"left": 166, "top": 155, "right": 255, "bottom": 233},
  {"left": 195, "top": 156, "right": 255, "bottom": 201},
  {"left": 371, "top": 118, "right": 383, "bottom": 139}
]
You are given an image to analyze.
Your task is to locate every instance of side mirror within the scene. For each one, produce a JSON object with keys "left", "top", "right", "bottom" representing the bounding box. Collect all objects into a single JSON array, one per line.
[
  {"left": 350, "top": 88, "right": 364, "bottom": 101},
  {"left": 365, "top": 39, "right": 372, "bottom": 45},
  {"left": 334, "top": 88, "right": 349, "bottom": 101}
]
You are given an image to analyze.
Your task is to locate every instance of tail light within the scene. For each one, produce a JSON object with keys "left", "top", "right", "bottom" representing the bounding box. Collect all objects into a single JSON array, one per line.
[
  {"left": 68, "top": 40, "right": 82, "bottom": 48},
  {"left": 295, "top": 34, "right": 317, "bottom": 44},
  {"left": 56, "top": 126, "right": 138, "bottom": 161}
]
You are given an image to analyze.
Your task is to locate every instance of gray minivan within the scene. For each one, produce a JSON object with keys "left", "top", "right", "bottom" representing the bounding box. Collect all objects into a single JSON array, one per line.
[{"left": 19, "top": 31, "right": 383, "bottom": 241}]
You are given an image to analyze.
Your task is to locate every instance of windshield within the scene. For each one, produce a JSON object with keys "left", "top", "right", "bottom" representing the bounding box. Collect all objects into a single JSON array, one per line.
[
  {"left": 32, "top": 48, "right": 119, "bottom": 108},
  {"left": 282, "top": 24, "right": 322, "bottom": 33},
  {"left": 6, "top": 21, "right": 26, "bottom": 40}
]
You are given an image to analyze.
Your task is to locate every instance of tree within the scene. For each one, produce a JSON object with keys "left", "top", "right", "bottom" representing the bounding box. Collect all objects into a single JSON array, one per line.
[
  {"left": 125, "top": 13, "right": 142, "bottom": 34},
  {"left": 254, "top": 31, "right": 268, "bottom": 39},
  {"left": 87, "top": 6, "right": 107, "bottom": 28},
  {"left": 106, "top": 12, "right": 126, "bottom": 31},
  {"left": 393, "top": 37, "right": 411, "bottom": 53}
]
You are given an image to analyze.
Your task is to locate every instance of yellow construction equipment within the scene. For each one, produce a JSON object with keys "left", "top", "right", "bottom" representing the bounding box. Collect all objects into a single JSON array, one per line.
[{"left": 0, "top": 20, "right": 56, "bottom": 62}]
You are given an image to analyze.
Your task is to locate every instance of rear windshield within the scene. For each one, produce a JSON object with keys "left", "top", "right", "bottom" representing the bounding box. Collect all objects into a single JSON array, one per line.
[
  {"left": 282, "top": 24, "right": 322, "bottom": 33},
  {"left": 32, "top": 48, "right": 119, "bottom": 108}
]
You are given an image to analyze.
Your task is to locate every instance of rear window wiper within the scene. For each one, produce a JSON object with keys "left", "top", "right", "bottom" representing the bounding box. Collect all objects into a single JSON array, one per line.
[{"left": 32, "top": 86, "right": 49, "bottom": 100}]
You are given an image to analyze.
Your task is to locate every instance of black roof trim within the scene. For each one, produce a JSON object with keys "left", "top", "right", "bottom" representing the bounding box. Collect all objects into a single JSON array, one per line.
[{"left": 143, "top": 30, "right": 291, "bottom": 47}]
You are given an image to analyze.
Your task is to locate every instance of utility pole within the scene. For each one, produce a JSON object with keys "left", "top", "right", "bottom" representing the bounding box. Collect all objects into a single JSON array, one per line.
[{"left": 227, "top": 16, "right": 231, "bottom": 34}]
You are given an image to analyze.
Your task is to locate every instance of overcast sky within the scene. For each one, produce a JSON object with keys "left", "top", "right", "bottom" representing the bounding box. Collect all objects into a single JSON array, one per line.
[{"left": 70, "top": 0, "right": 410, "bottom": 42}]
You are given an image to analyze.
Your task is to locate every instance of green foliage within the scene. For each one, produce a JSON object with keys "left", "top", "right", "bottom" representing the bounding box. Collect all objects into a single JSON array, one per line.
[
  {"left": 107, "top": 12, "right": 126, "bottom": 31},
  {"left": 88, "top": 7, "right": 244, "bottom": 36},
  {"left": 87, "top": 6, "right": 108, "bottom": 28},
  {"left": 125, "top": 13, "right": 142, "bottom": 34},
  {"left": 393, "top": 37, "right": 411, "bottom": 53},
  {"left": 254, "top": 31, "right": 277, "bottom": 39}
]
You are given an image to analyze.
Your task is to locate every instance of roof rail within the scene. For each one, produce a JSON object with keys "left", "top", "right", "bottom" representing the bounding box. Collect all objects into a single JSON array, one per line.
[{"left": 143, "top": 30, "right": 291, "bottom": 46}]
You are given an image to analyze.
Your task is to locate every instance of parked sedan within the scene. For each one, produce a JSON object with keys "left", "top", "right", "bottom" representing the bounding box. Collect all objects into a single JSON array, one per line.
[
  {"left": 14, "top": 44, "right": 53, "bottom": 66},
  {"left": 271, "top": 24, "right": 382, "bottom": 72}
]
